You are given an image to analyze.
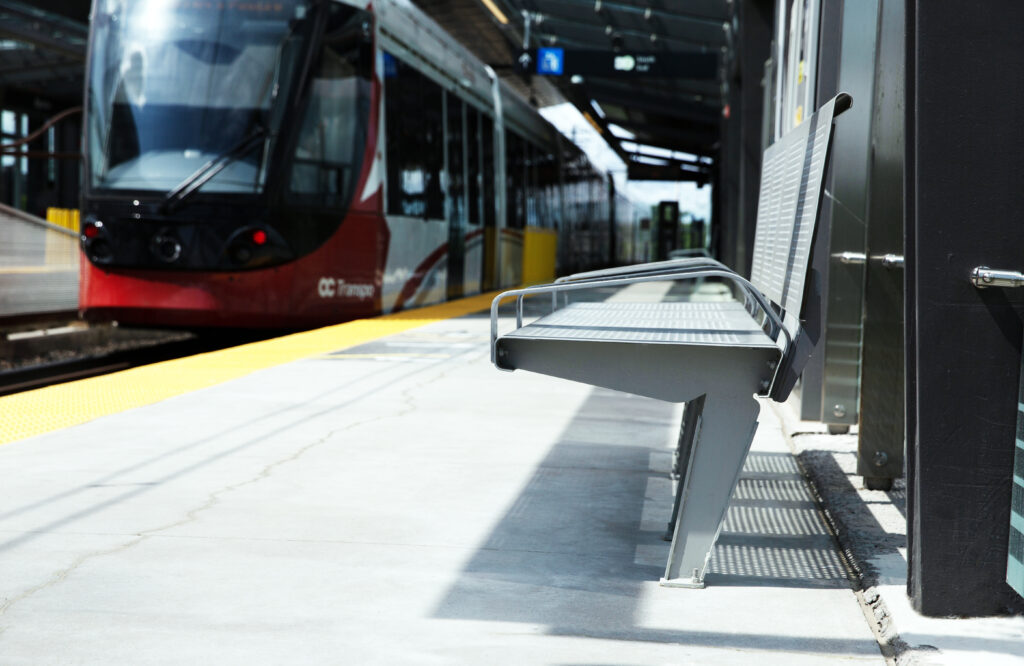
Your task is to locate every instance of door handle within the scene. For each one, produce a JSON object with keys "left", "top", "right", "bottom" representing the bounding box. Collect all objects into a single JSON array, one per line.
[
  {"left": 971, "top": 266, "right": 1024, "bottom": 288},
  {"left": 833, "top": 252, "right": 904, "bottom": 268},
  {"left": 876, "top": 253, "right": 904, "bottom": 269},
  {"left": 834, "top": 251, "right": 867, "bottom": 265}
]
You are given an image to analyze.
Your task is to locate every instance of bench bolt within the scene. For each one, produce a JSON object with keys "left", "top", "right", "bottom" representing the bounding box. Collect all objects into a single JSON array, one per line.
[
  {"left": 832, "top": 404, "right": 847, "bottom": 418},
  {"left": 872, "top": 451, "right": 888, "bottom": 467}
]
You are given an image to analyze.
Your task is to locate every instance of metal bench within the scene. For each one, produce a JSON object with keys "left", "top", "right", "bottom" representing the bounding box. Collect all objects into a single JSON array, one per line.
[{"left": 488, "top": 93, "right": 852, "bottom": 588}]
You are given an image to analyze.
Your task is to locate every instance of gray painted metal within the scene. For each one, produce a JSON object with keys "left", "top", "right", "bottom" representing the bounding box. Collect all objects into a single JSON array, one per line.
[
  {"left": 490, "top": 95, "right": 849, "bottom": 587},
  {"left": 856, "top": 0, "right": 905, "bottom": 487},
  {"left": 663, "top": 387, "right": 761, "bottom": 587},
  {"left": 0, "top": 202, "right": 78, "bottom": 319},
  {"left": 819, "top": 0, "right": 881, "bottom": 427},
  {"left": 749, "top": 103, "right": 836, "bottom": 319},
  {"left": 497, "top": 334, "right": 778, "bottom": 412}
]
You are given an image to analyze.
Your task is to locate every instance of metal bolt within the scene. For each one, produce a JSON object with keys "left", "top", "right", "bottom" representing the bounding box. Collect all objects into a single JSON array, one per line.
[
  {"left": 873, "top": 451, "right": 888, "bottom": 467},
  {"left": 832, "top": 404, "right": 847, "bottom": 418}
]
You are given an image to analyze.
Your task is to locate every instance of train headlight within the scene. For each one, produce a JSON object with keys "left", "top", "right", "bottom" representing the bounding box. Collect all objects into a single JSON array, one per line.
[
  {"left": 231, "top": 244, "right": 253, "bottom": 264},
  {"left": 151, "top": 234, "right": 183, "bottom": 263}
]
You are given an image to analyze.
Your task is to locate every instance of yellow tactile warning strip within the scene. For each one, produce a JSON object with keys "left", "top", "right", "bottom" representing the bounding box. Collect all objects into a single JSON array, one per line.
[
  {"left": 0, "top": 291, "right": 501, "bottom": 447},
  {"left": 0, "top": 266, "right": 78, "bottom": 274}
]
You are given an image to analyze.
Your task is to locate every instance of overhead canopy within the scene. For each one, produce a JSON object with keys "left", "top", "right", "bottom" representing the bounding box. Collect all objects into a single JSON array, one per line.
[
  {"left": 412, "top": 0, "right": 733, "bottom": 182},
  {"left": 0, "top": 0, "right": 89, "bottom": 106},
  {"left": 0, "top": 0, "right": 731, "bottom": 181}
]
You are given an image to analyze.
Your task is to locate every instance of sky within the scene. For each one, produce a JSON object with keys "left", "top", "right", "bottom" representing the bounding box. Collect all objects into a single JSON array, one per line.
[{"left": 539, "top": 103, "right": 712, "bottom": 221}]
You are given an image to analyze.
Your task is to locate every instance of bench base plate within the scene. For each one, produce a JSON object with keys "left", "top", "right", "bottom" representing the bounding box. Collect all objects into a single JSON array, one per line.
[{"left": 660, "top": 576, "right": 706, "bottom": 589}]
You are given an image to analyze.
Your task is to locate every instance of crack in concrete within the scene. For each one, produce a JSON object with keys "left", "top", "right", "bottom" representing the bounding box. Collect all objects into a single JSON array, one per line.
[{"left": 0, "top": 344, "right": 470, "bottom": 627}]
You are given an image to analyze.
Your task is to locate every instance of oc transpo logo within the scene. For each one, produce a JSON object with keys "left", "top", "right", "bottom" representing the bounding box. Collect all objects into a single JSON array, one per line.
[{"left": 317, "top": 277, "right": 374, "bottom": 300}]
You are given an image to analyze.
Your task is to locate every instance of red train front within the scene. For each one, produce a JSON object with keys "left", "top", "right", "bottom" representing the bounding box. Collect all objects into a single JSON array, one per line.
[
  {"left": 79, "top": 0, "right": 624, "bottom": 328},
  {"left": 80, "top": 0, "right": 386, "bottom": 328}
]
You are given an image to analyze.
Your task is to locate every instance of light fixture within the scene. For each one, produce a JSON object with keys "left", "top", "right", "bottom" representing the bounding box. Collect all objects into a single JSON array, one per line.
[{"left": 479, "top": 0, "right": 509, "bottom": 25}]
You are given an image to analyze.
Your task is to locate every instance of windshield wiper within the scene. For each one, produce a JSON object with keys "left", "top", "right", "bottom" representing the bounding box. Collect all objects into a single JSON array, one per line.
[{"left": 161, "top": 126, "right": 268, "bottom": 213}]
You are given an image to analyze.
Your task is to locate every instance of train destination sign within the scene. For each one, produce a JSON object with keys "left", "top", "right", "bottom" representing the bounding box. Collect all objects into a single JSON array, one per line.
[{"left": 517, "top": 49, "right": 717, "bottom": 79}]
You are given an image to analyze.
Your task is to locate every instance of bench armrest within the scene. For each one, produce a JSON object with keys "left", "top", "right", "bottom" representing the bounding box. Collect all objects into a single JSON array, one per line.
[
  {"left": 491, "top": 269, "right": 791, "bottom": 370},
  {"left": 554, "top": 257, "right": 730, "bottom": 284}
]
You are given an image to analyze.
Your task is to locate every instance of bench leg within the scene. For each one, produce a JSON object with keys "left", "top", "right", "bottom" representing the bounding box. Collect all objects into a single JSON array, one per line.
[
  {"left": 663, "top": 396, "right": 705, "bottom": 541},
  {"left": 661, "top": 388, "right": 760, "bottom": 588}
]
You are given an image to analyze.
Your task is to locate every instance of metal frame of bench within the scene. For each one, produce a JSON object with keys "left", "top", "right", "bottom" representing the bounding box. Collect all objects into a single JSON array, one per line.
[{"left": 489, "top": 93, "right": 852, "bottom": 588}]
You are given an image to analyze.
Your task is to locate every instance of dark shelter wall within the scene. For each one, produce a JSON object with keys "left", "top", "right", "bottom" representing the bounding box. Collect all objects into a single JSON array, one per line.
[{"left": 907, "top": 0, "right": 1024, "bottom": 617}]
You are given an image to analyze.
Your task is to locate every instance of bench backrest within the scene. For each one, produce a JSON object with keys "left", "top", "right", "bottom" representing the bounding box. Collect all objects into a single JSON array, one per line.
[
  {"left": 748, "top": 93, "right": 851, "bottom": 399},
  {"left": 750, "top": 94, "right": 850, "bottom": 322}
]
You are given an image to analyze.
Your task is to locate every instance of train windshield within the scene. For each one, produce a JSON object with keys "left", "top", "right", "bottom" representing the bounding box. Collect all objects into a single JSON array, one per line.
[{"left": 86, "top": 0, "right": 313, "bottom": 194}]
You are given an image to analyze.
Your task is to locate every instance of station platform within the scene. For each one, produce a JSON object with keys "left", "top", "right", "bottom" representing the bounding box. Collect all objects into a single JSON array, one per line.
[{"left": 0, "top": 288, "right": 1018, "bottom": 664}]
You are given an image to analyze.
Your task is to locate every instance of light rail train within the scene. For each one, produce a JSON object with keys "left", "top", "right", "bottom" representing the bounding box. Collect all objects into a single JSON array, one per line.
[{"left": 79, "top": 0, "right": 637, "bottom": 327}]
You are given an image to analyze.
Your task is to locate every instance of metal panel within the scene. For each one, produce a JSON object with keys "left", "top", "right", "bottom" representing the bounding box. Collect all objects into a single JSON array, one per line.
[
  {"left": 819, "top": 0, "right": 880, "bottom": 426},
  {"left": 856, "top": 0, "right": 904, "bottom": 485},
  {"left": 749, "top": 95, "right": 842, "bottom": 321}
]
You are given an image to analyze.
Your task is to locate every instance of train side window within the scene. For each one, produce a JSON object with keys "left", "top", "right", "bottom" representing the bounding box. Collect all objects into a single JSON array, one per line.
[
  {"left": 383, "top": 53, "right": 443, "bottom": 219},
  {"left": 422, "top": 77, "right": 444, "bottom": 219},
  {"left": 289, "top": 7, "right": 370, "bottom": 207},
  {"left": 481, "top": 114, "right": 495, "bottom": 228},
  {"left": 525, "top": 142, "right": 537, "bottom": 228},
  {"left": 505, "top": 130, "right": 525, "bottom": 229},
  {"left": 466, "top": 108, "right": 480, "bottom": 226},
  {"left": 539, "top": 149, "right": 558, "bottom": 229},
  {"left": 446, "top": 92, "right": 465, "bottom": 225},
  {"left": 384, "top": 53, "right": 425, "bottom": 217}
]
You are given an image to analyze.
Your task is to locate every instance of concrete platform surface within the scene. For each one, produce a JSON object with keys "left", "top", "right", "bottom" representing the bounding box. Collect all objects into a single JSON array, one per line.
[{"left": 0, "top": 311, "right": 883, "bottom": 664}]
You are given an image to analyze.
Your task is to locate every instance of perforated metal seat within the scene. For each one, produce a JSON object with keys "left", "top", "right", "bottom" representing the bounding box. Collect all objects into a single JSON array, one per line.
[{"left": 503, "top": 302, "right": 777, "bottom": 348}]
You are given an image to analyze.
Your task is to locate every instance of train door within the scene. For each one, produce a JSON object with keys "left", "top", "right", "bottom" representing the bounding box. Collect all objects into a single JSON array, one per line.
[{"left": 445, "top": 92, "right": 466, "bottom": 299}]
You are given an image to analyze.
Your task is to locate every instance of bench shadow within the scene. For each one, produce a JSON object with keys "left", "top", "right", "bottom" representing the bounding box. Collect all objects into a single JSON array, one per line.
[{"left": 432, "top": 388, "right": 869, "bottom": 656}]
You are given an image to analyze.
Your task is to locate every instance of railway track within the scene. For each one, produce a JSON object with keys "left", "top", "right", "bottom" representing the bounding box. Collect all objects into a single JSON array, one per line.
[{"left": 0, "top": 327, "right": 274, "bottom": 396}]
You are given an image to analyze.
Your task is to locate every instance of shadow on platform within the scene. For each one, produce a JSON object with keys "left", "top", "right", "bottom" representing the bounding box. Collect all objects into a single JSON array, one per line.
[{"left": 433, "top": 386, "right": 866, "bottom": 655}]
